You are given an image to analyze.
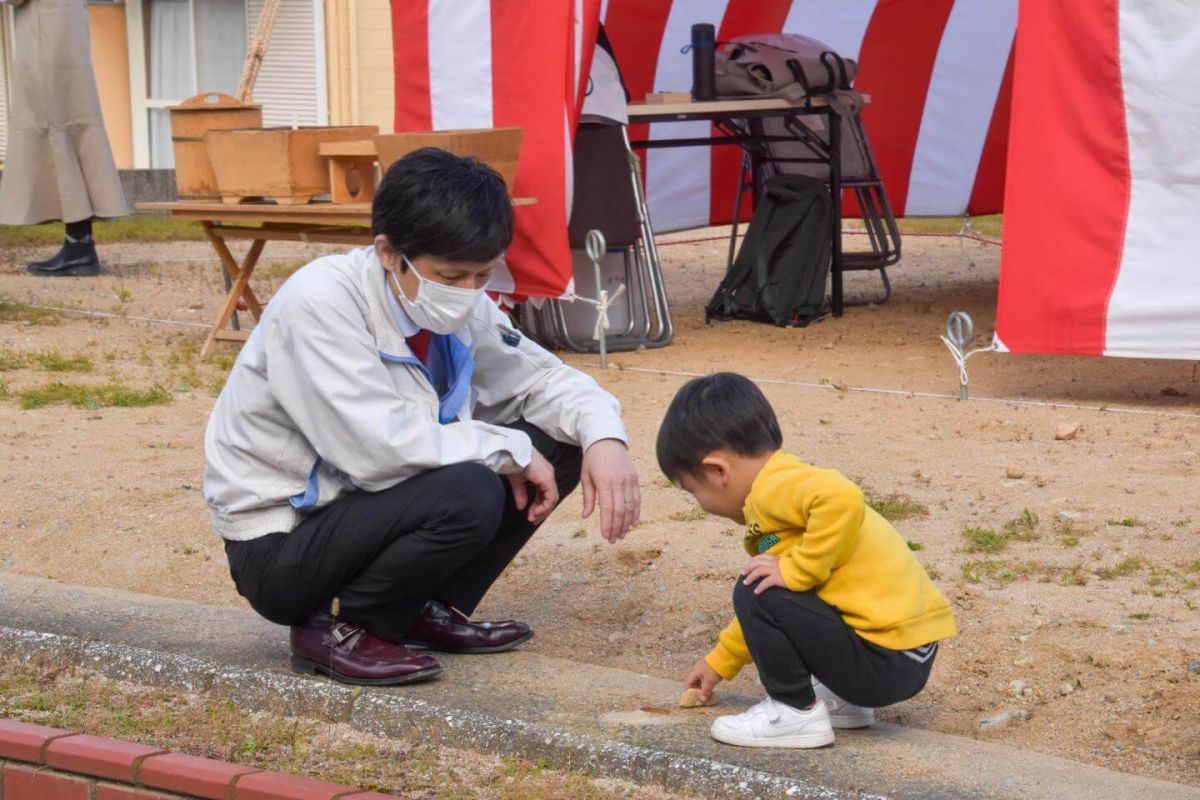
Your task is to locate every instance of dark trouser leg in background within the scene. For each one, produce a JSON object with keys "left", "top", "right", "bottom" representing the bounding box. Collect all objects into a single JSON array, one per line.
[
  {"left": 733, "top": 580, "right": 936, "bottom": 709},
  {"left": 225, "top": 422, "right": 582, "bottom": 642}
]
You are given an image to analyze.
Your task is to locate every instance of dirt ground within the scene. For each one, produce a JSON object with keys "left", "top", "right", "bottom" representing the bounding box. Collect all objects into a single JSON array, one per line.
[{"left": 1, "top": 227, "right": 1197, "bottom": 787}]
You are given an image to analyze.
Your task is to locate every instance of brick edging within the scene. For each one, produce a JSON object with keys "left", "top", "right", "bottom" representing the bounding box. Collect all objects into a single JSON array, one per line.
[{"left": 0, "top": 718, "right": 403, "bottom": 800}]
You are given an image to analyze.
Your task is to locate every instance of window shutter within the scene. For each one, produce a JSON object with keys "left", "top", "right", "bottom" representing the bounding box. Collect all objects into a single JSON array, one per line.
[{"left": 244, "top": 0, "right": 323, "bottom": 127}]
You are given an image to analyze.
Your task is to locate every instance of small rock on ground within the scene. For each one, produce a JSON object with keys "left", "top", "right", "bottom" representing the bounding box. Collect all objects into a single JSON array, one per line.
[{"left": 1055, "top": 422, "right": 1080, "bottom": 440}]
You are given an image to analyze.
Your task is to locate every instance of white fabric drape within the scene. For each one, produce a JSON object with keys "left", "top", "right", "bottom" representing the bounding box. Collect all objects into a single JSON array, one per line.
[
  {"left": 148, "top": 0, "right": 193, "bottom": 168},
  {"left": 195, "top": 0, "right": 246, "bottom": 94}
]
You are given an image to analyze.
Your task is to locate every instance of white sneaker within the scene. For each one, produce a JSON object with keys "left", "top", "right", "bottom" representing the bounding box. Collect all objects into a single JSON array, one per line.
[
  {"left": 710, "top": 698, "right": 835, "bottom": 748},
  {"left": 812, "top": 679, "right": 875, "bottom": 729}
]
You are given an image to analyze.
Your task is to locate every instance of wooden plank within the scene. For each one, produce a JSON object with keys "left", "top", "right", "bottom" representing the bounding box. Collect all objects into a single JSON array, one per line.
[
  {"left": 200, "top": 223, "right": 266, "bottom": 359},
  {"left": 214, "top": 225, "right": 372, "bottom": 246},
  {"left": 137, "top": 197, "right": 535, "bottom": 226},
  {"left": 626, "top": 93, "right": 869, "bottom": 120},
  {"left": 319, "top": 140, "right": 378, "bottom": 157}
]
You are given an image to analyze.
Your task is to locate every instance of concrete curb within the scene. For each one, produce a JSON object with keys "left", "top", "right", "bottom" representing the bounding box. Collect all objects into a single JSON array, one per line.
[{"left": 0, "top": 626, "right": 872, "bottom": 800}]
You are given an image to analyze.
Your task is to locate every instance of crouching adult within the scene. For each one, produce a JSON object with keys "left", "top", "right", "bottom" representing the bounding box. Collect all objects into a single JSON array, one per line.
[{"left": 204, "top": 149, "right": 640, "bottom": 685}]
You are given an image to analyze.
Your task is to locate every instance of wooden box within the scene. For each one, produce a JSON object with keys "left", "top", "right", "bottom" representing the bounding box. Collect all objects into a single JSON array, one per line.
[
  {"left": 169, "top": 93, "right": 263, "bottom": 199},
  {"left": 373, "top": 127, "right": 524, "bottom": 190},
  {"left": 206, "top": 125, "right": 379, "bottom": 205}
]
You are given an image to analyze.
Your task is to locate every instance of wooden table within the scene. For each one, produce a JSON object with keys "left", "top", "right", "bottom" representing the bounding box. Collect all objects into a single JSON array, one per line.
[
  {"left": 627, "top": 95, "right": 863, "bottom": 317},
  {"left": 138, "top": 198, "right": 534, "bottom": 358}
]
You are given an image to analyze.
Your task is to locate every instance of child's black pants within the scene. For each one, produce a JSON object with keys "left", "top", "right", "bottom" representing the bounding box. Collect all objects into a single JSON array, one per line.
[{"left": 734, "top": 579, "right": 937, "bottom": 709}]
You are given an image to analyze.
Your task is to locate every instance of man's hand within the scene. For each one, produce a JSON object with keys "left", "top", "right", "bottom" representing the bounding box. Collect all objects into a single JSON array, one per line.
[
  {"left": 742, "top": 553, "right": 785, "bottom": 594},
  {"left": 684, "top": 658, "right": 723, "bottom": 702},
  {"left": 507, "top": 449, "right": 558, "bottom": 524},
  {"left": 581, "top": 439, "right": 640, "bottom": 543}
]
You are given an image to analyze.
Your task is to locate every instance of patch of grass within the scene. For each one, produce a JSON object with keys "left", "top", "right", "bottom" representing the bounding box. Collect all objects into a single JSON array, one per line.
[
  {"left": 257, "top": 259, "right": 309, "bottom": 282},
  {"left": 0, "top": 379, "right": 8, "bottom": 400},
  {"left": 1128, "top": 611, "right": 1151, "bottom": 621},
  {"left": 0, "top": 215, "right": 205, "bottom": 247},
  {"left": 670, "top": 506, "right": 708, "bottom": 523},
  {"left": 866, "top": 491, "right": 929, "bottom": 521},
  {"left": 907, "top": 540, "right": 923, "bottom": 551},
  {"left": 1003, "top": 508, "right": 1040, "bottom": 541},
  {"left": 1096, "top": 557, "right": 1148, "bottom": 581},
  {"left": 0, "top": 298, "right": 61, "bottom": 325},
  {"left": 0, "top": 350, "right": 24, "bottom": 371},
  {"left": 961, "top": 559, "right": 1032, "bottom": 587},
  {"left": 850, "top": 214, "right": 1002, "bottom": 239},
  {"left": 925, "top": 565, "right": 942, "bottom": 581},
  {"left": 112, "top": 285, "right": 134, "bottom": 303},
  {"left": 0, "top": 655, "right": 669, "bottom": 800},
  {"left": 18, "top": 381, "right": 172, "bottom": 410},
  {"left": 33, "top": 351, "right": 94, "bottom": 373},
  {"left": 1184, "top": 560, "right": 1200, "bottom": 574},
  {"left": 0, "top": 350, "right": 94, "bottom": 373},
  {"left": 1106, "top": 517, "right": 1144, "bottom": 528},
  {"left": 1058, "top": 564, "right": 1090, "bottom": 587},
  {"left": 962, "top": 527, "right": 1007, "bottom": 553},
  {"left": 1052, "top": 517, "right": 1090, "bottom": 548},
  {"left": 209, "top": 353, "right": 236, "bottom": 371},
  {"left": 1172, "top": 517, "right": 1192, "bottom": 528}
]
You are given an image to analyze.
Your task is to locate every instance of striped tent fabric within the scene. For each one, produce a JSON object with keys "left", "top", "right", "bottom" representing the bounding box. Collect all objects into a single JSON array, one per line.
[
  {"left": 390, "top": 0, "right": 598, "bottom": 299},
  {"left": 601, "top": 0, "right": 1018, "bottom": 232},
  {"left": 995, "top": 0, "right": 1200, "bottom": 360}
]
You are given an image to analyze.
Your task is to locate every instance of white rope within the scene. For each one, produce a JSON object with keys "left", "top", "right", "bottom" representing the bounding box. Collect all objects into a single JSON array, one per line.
[
  {"left": 569, "top": 363, "right": 1200, "bottom": 421},
  {"left": 563, "top": 283, "right": 627, "bottom": 340},
  {"left": 939, "top": 335, "right": 997, "bottom": 389},
  {"left": 11, "top": 303, "right": 211, "bottom": 329}
]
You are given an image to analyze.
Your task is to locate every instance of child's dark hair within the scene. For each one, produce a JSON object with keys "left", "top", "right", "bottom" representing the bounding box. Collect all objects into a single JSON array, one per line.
[
  {"left": 656, "top": 372, "right": 782, "bottom": 480},
  {"left": 371, "top": 147, "right": 513, "bottom": 264}
]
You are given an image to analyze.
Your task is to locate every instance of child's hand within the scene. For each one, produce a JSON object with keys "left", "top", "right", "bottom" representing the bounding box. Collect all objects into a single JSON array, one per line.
[
  {"left": 742, "top": 553, "right": 785, "bottom": 594},
  {"left": 684, "top": 658, "right": 722, "bottom": 702}
]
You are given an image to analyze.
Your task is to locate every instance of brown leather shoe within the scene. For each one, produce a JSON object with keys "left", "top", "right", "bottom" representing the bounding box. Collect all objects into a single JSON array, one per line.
[
  {"left": 403, "top": 600, "right": 533, "bottom": 654},
  {"left": 290, "top": 614, "right": 442, "bottom": 686}
]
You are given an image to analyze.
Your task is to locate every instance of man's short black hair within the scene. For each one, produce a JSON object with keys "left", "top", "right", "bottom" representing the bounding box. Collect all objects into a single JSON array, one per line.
[
  {"left": 371, "top": 147, "right": 513, "bottom": 263},
  {"left": 657, "top": 372, "right": 783, "bottom": 481}
]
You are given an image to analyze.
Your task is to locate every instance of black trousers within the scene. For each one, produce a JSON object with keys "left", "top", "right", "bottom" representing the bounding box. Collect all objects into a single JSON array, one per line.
[
  {"left": 733, "top": 580, "right": 937, "bottom": 709},
  {"left": 225, "top": 422, "right": 582, "bottom": 642}
]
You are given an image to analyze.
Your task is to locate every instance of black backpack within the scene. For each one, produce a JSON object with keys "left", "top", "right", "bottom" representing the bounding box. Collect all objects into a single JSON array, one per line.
[{"left": 705, "top": 174, "right": 831, "bottom": 327}]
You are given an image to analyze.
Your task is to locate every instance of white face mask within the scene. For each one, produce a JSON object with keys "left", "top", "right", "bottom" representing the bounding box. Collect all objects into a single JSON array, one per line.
[{"left": 389, "top": 253, "right": 484, "bottom": 335}]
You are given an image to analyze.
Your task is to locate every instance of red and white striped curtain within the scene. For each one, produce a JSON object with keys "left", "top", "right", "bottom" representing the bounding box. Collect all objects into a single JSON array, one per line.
[
  {"left": 995, "top": 0, "right": 1200, "bottom": 360},
  {"left": 390, "top": 0, "right": 598, "bottom": 299},
  {"left": 601, "top": 0, "right": 1018, "bottom": 231}
]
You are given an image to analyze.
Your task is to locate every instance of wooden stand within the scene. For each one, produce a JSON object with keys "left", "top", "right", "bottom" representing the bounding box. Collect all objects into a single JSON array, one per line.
[
  {"left": 206, "top": 126, "right": 378, "bottom": 205},
  {"left": 319, "top": 141, "right": 379, "bottom": 204},
  {"left": 373, "top": 128, "right": 524, "bottom": 189}
]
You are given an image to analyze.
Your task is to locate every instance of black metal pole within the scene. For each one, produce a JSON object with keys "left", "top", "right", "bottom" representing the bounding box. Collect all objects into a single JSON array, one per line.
[{"left": 828, "top": 107, "right": 844, "bottom": 317}]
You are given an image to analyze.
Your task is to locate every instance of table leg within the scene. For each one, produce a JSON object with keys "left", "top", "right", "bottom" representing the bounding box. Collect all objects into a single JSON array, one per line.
[
  {"left": 201, "top": 224, "right": 267, "bottom": 359},
  {"left": 828, "top": 106, "right": 844, "bottom": 317}
]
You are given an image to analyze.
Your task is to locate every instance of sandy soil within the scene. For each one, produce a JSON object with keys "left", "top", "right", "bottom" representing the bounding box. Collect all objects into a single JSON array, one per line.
[{"left": 0, "top": 229, "right": 1197, "bottom": 786}]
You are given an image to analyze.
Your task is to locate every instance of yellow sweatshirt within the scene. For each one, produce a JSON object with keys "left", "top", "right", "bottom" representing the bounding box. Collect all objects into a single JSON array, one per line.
[{"left": 704, "top": 451, "right": 957, "bottom": 680}]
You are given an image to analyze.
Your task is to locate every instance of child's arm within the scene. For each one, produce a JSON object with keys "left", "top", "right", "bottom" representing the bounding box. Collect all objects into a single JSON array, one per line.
[
  {"left": 770, "top": 471, "right": 866, "bottom": 592},
  {"left": 704, "top": 616, "right": 752, "bottom": 679}
]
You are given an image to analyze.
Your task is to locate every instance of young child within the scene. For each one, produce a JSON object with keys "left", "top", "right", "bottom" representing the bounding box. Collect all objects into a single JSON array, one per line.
[{"left": 657, "top": 373, "right": 956, "bottom": 748}]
